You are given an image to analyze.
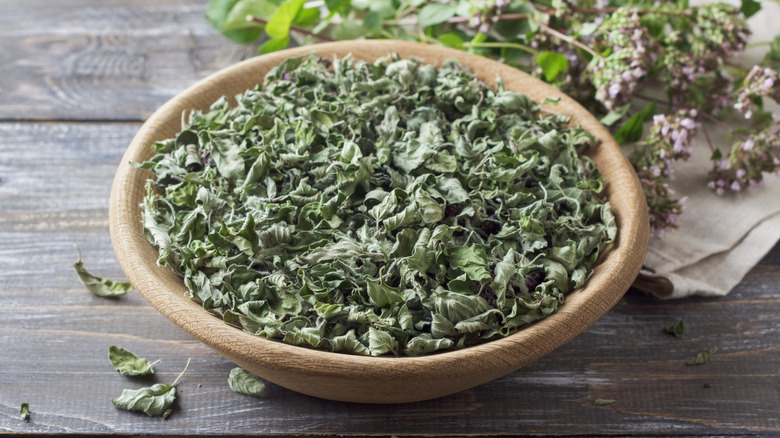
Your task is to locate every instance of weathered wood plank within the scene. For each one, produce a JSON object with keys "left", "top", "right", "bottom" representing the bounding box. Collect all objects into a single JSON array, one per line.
[
  {"left": 0, "top": 0, "right": 258, "bottom": 121},
  {"left": 1, "top": 122, "right": 779, "bottom": 436}
]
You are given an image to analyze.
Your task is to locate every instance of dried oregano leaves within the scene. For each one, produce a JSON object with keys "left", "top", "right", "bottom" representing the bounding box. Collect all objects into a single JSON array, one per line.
[{"left": 137, "top": 54, "right": 617, "bottom": 356}]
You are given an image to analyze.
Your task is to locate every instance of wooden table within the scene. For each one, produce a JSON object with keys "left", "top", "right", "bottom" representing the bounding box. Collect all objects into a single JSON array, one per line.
[{"left": 1, "top": 1, "right": 779, "bottom": 435}]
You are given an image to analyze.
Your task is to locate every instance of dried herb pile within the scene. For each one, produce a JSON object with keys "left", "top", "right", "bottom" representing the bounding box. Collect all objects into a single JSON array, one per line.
[{"left": 138, "top": 54, "right": 616, "bottom": 356}]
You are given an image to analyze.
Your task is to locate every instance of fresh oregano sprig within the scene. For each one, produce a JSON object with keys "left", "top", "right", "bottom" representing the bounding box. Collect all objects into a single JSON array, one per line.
[
  {"left": 137, "top": 54, "right": 616, "bottom": 356},
  {"left": 206, "top": 0, "right": 780, "bottom": 235}
]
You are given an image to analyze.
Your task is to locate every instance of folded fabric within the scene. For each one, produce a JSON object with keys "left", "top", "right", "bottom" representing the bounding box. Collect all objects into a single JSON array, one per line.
[{"left": 634, "top": 123, "right": 780, "bottom": 299}]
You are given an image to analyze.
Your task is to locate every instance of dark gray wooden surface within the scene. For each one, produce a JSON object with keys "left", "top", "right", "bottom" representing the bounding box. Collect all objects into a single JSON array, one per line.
[{"left": 1, "top": 1, "right": 779, "bottom": 436}]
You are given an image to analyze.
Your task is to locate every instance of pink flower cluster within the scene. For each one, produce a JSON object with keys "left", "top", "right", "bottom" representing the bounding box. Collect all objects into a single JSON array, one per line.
[
  {"left": 590, "top": 10, "right": 657, "bottom": 110},
  {"left": 590, "top": 10, "right": 656, "bottom": 110},
  {"left": 660, "top": 4, "right": 749, "bottom": 103},
  {"left": 644, "top": 109, "right": 699, "bottom": 177},
  {"left": 734, "top": 66, "right": 779, "bottom": 119},
  {"left": 638, "top": 170, "right": 685, "bottom": 235},
  {"left": 694, "top": 4, "right": 750, "bottom": 62},
  {"left": 468, "top": 0, "right": 509, "bottom": 34},
  {"left": 709, "top": 121, "right": 780, "bottom": 194}
]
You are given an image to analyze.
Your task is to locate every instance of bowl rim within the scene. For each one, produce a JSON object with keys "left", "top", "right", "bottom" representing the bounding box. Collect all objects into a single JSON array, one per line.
[{"left": 109, "top": 40, "right": 649, "bottom": 402}]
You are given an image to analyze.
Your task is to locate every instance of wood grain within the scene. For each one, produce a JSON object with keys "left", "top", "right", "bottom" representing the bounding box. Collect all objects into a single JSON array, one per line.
[
  {"left": 0, "top": 0, "right": 258, "bottom": 121},
  {"left": 2, "top": 0, "right": 780, "bottom": 433}
]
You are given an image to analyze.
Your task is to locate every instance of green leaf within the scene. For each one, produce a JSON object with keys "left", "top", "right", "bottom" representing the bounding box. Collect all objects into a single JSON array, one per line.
[
  {"left": 331, "top": 20, "right": 368, "bottom": 39},
  {"left": 227, "top": 367, "right": 268, "bottom": 397},
  {"left": 664, "top": 320, "right": 687, "bottom": 338},
  {"left": 366, "top": 279, "right": 405, "bottom": 307},
  {"left": 209, "top": 135, "right": 246, "bottom": 178},
  {"left": 73, "top": 253, "right": 133, "bottom": 297},
  {"left": 265, "top": 0, "right": 305, "bottom": 38},
  {"left": 258, "top": 35, "right": 290, "bottom": 54},
  {"left": 765, "top": 36, "right": 780, "bottom": 64},
  {"left": 20, "top": 403, "right": 30, "bottom": 421},
  {"left": 438, "top": 33, "right": 464, "bottom": 49},
  {"left": 613, "top": 102, "right": 656, "bottom": 144},
  {"left": 223, "top": 0, "right": 277, "bottom": 31},
  {"left": 740, "top": 0, "right": 761, "bottom": 18},
  {"left": 448, "top": 246, "right": 492, "bottom": 283},
  {"left": 109, "top": 346, "right": 159, "bottom": 376},
  {"left": 404, "top": 334, "right": 454, "bottom": 356},
  {"left": 535, "top": 51, "right": 569, "bottom": 82},
  {"left": 324, "top": 0, "right": 349, "bottom": 13},
  {"left": 206, "top": 0, "right": 264, "bottom": 43},
  {"left": 293, "top": 7, "right": 320, "bottom": 27},
  {"left": 686, "top": 348, "right": 716, "bottom": 366},
  {"left": 363, "top": 11, "right": 383, "bottom": 31},
  {"left": 368, "top": 327, "right": 398, "bottom": 356},
  {"left": 599, "top": 103, "right": 631, "bottom": 127},
  {"left": 331, "top": 330, "right": 370, "bottom": 355},
  {"left": 417, "top": 3, "right": 457, "bottom": 27}
]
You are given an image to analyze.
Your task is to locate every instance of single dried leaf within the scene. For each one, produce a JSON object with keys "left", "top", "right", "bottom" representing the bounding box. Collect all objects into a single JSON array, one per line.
[
  {"left": 112, "top": 384, "right": 175, "bottom": 418},
  {"left": 227, "top": 367, "right": 268, "bottom": 397},
  {"left": 108, "top": 346, "right": 158, "bottom": 376},
  {"left": 73, "top": 252, "right": 132, "bottom": 297}
]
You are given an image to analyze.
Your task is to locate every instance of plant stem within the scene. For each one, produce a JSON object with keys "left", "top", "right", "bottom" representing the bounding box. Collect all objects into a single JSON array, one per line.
[
  {"left": 463, "top": 41, "right": 539, "bottom": 55},
  {"left": 634, "top": 93, "right": 735, "bottom": 133},
  {"left": 634, "top": 93, "right": 674, "bottom": 111},
  {"left": 701, "top": 123, "right": 715, "bottom": 152},
  {"left": 700, "top": 111, "right": 735, "bottom": 132},
  {"left": 535, "top": 20, "right": 603, "bottom": 60},
  {"left": 247, "top": 16, "right": 335, "bottom": 42},
  {"left": 746, "top": 41, "right": 772, "bottom": 49},
  {"left": 571, "top": 6, "right": 691, "bottom": 16},
  {"left": 448, "top": 13, "right": 531, "bottom": 24}
]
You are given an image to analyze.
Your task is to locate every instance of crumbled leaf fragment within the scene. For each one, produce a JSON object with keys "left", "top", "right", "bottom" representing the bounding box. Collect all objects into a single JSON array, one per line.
[
  {"left": 109, "top": 346, "right": 158, "bottom": 376},
  {"left": 593, "top": 398, "right": 616, "bottom": 406},
  {"left": 20, "top": 403, "right": 30, "bottom": 421},
  {"left": 664, "top": 320, "right": 687, "bottom": 338},
  {"left": 686, "top": 348, "right": 716, "bottom": 366},
  {"left": 73, "top": 252, "right": 133, "bottom": 297},
  {"left": 227, "top": 367, "right": 268, "bottom": 397}
]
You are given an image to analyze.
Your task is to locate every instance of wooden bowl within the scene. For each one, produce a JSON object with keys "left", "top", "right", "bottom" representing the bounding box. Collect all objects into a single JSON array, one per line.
[{"left": 110, "top": 40, "right": 649, "bottom": 404}]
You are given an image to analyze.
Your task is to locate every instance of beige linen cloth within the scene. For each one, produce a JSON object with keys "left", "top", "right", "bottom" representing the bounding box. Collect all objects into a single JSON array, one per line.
[
  {"left": 633, "top": 5, "right": 780, "bottom": 299},
  {"left": 633, "top": 136, "right": 780, "bottom": 299}
]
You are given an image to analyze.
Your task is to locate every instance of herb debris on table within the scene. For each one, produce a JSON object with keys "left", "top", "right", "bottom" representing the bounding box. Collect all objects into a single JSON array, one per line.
[
  {"left": 227, "top": 367, "right": 268, "bottom": 397},
  {"left": 109, "top": 346, "right": 159, "bottom": 376},
  {"left": 593, "top": 398, "right": 616, "bottom": 406},
  {"left": 19, "top": 402, "right": 30, "bottom": 421},
  {"left": 137, "top": 54, "right": 616, "bottom": 356},
  {"left": 111, "top": 358, "right": 190, "bottom": 419},
  {"left": 73, "top": 248, "right": 133, "bottom": 297},
  {"left": 664, "top": 319, "right": 687, "bottom": 338},
  {"left": 686, "top": 348, "right": 716, "bottom": 366}
]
